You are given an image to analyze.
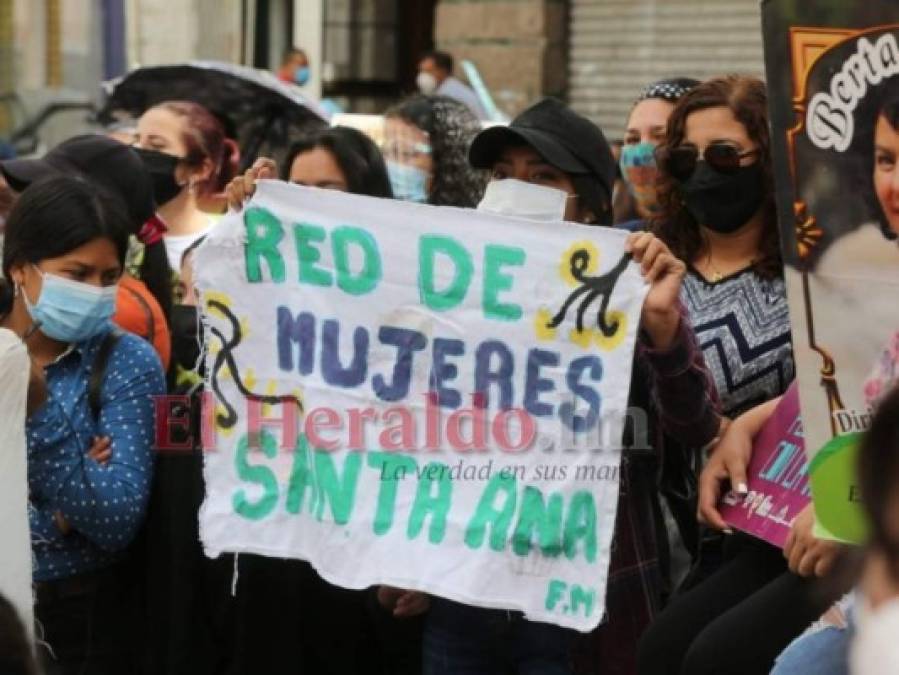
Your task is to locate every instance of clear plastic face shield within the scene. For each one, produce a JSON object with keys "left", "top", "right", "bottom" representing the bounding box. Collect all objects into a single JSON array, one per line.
[{"left": 382, "top": 117, "right": 434, "bottom": 203}]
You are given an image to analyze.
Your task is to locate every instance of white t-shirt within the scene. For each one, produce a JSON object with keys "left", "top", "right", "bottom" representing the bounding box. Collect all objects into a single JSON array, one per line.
[
  {"left": 164, "top": 220, "right": 216, "bottom": 271},
  {"left": 852, "top": 595, "right": 899, "bottom": 675}
]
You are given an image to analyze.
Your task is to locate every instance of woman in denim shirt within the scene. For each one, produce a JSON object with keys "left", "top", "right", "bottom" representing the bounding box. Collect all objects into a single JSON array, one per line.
[{"left": 0, "top": 175, "right": 165, "bottom": 675}]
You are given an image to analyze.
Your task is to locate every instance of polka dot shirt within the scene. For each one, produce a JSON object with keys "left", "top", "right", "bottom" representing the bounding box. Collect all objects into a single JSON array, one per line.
[{"left": 27, "top": 328, "right": 165, "bottom": 582}]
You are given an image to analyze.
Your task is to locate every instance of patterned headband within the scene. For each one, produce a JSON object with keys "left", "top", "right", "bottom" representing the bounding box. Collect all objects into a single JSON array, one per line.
[{"left": 636, "top": 79, "right": 699, "bottom": 104}]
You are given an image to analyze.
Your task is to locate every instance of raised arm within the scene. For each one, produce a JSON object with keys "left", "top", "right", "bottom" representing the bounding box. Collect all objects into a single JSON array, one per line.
[{"left": 639, "top": 302, "right": 722, "bottom": 450}]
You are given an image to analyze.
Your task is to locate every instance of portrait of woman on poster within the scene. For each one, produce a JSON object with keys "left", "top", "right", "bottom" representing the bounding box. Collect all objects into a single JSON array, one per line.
[
  {"left": 816, "top": 78, "right": 899, "bottom": 272},
  {"left": 786, "top": 76, "right": 899, "bottom": 422}
]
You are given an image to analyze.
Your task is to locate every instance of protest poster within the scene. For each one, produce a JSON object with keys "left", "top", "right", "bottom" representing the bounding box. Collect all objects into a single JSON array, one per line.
[
  {"left": 0, "top": 329, "right": 34, "bottom": 635},
  {"left": 762, "top": 1, "right": 899, "bottom": 542},
  {"left": 194, "top": 180, "right": 648, "bottom": 631},
  {"left": 720, "top": 382, "right": 810, "bottom": 548}
]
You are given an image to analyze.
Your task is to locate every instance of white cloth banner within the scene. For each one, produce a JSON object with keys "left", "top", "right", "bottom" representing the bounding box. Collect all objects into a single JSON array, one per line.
[
  {"left": 196, "top": 181, "right": 647, "bottom": 631},
  {"left": 0, "top": 329, "right": 34, "bottom": 635}
]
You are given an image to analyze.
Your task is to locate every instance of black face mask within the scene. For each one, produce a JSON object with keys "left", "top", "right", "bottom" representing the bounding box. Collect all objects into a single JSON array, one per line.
[
  {"left": 133, "top": 147, "right": 184, "bottom": 207},
  {"left": 170, "top": 304, "right": 203, "bottom": 372},
  {"left": 680, "top": 161, "right": 765, "bottom": 234}
]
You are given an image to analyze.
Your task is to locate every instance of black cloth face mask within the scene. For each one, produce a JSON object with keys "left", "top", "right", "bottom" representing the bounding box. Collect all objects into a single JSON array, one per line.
[
  {"left": 680, "top": 161, "right": 765, "bottom": 234},
  {"left": 134, "top": 147, "right": 184, "bottom": 207},
  {"left": 170, "top": 304, "right": 203, "bottom": 372}
]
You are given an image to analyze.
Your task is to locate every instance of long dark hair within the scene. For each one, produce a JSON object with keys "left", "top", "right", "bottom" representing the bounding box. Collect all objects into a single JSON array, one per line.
[
  {"left": 386, "top": 95, "right": 487, "bottom": 208},
  {"left": 140, "top": 239, "right": 173, "bottom": 320},
  {"left": 859, "top": 384, "right": 899, "bottom": 575},
  {"left": 0, "top": 593, "right": 38, "bottom": 675},
  {"left": 0, "top": 176, "right": 131, "bottom": 315},
  {"left": 117, "top": 144, "right": 173, "bottom": 321},
  {"left": 571, "top": 173, "right": 612, "bottom": 226},
  {"left": 283, "top": 126, "right": 393, "bottom": 198},
  {"left": 651, "top": 75, "right": 783, "bottom": 279}
]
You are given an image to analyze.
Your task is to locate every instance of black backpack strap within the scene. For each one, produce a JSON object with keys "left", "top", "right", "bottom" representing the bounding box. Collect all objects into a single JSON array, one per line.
[{"left": 89, "top": 329, "right": 123, "bottom": 421}]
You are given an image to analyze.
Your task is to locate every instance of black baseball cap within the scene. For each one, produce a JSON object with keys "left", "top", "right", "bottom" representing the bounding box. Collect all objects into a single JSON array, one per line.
[
  {"left": 468, "top": 97, "right": 617, "bottom": 202},
  {"left": 0, "top": 134, "right": 155, "bottom": 228}
]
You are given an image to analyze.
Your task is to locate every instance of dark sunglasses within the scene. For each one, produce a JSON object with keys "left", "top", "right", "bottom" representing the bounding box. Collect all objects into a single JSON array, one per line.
[{"left": 657, "top": 143, "right": 760, "bottom": 181}]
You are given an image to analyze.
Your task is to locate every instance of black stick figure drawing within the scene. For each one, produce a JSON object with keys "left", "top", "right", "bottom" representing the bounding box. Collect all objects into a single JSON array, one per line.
[
  {"left": 547, "top": 250, "right": 631, "bottom": 336},
  {"left": 207, "top": 298, "right": 303, "bottom": 430}
]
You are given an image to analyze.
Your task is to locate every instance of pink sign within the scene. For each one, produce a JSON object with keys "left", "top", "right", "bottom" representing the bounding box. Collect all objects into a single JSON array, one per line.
[{"left": 719, "top": 382, "right": 810, "bottom": 548}]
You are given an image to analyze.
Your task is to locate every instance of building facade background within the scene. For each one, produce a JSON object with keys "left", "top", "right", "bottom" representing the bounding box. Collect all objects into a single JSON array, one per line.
[
  {"left": 434, "top": 0, "right": 568, "bottom": 118},
  {"left": 2, "top": 0, "right": 766, "bottom": 149},
  {"left": 567, "top": 0, "right": 765, "bottom": 139}
]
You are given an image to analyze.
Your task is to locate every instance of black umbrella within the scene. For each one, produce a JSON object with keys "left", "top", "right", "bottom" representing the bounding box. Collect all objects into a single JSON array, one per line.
[{"left": 97, "top": 61, "right": 329, "bottom": 171}]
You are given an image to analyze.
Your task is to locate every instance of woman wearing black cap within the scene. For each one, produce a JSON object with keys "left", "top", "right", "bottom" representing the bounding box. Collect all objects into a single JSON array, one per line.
[
  {"left": 470, "top": 98, "right": 617, "bottom": 226},
  {"left": 417, "top": 98, "right": 722, "bottom": 675}
]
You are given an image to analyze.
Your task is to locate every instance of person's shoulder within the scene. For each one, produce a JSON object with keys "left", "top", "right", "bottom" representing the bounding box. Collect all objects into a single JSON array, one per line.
[
  {"left": 109, "top": 330, "right": 165, "bottom": 376},
  {"left": 818, "top": 223, "right": 899, "bottom": 278},
  {"left": 438, "top": 78, "right": 485, "bottom": 115},
  {"left": 439, "top": 76, "right": 467, "bottom": 93},
  {"left": 835, "top": 223, "right": 892, "bottom": 248}
]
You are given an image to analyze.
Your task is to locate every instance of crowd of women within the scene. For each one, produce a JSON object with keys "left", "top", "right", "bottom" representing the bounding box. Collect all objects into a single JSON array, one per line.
[{"left": 1, "top": 68, "right": 899, "bottom": 675}]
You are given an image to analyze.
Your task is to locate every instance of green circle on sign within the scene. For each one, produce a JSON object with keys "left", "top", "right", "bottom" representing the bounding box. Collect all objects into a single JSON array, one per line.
[{"left": 808, "top": 432, "right": 868, "bottom": 544}]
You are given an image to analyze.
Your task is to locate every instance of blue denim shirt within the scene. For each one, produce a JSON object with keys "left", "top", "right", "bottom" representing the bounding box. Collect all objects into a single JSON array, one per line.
[{"left": 27, "top": 328, "right": 165, "bottom": 582}]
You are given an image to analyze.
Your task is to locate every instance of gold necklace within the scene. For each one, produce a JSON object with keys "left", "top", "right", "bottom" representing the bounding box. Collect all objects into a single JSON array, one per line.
[
  {"left": 706, "top": 251, "right": 725, "bottom": 282},
  {"left": 706, "top": 253, "right": 757, "bottom": 282}
]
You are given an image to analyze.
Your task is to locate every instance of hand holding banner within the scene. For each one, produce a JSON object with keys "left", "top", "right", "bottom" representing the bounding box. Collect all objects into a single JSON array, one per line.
[{"left": 196, "top": 181, "right": 649, "bottom": 631}]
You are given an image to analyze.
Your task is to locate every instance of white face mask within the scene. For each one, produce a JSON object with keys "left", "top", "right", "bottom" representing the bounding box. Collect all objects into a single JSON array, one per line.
[
  {"left": 851, "top": 597, "right": 899, "bottom": 674},
  {"left": 476, "top": 179, "right": 570, "bottom": 222},
  {"left": 417, "top": 72, "right": 438, "bottom": 94}
]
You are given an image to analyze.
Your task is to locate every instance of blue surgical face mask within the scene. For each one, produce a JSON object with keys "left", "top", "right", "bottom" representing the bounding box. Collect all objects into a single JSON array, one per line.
[
  {"left": 21, "top": 266, "right": 118, "bottom": 343},
  {"left": 387, "top": 160, "right": 430, "bottom": 203},
  {"left": 294, "top": 66, "right": 310, "bottom": 86}
]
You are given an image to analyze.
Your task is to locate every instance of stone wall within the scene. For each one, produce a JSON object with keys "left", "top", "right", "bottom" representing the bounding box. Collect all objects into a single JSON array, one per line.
[
  {"left": 433, "top": 0, "right": 567, "bottom": 117},
  {"left": 125, "top": 0, "right": 242, "bottom": 67}
]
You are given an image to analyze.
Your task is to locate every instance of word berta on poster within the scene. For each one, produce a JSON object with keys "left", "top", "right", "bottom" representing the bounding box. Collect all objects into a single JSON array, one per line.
[
  {"left": 807, "top": 32, "right": 899, "bottom": 152},
  {"left": 195, "top": 181, "right": 648, "bottom": 631}
]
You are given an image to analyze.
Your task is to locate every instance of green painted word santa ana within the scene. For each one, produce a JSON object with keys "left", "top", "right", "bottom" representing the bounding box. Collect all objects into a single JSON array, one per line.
[{"left": 233, "top": 430, "right": 598, "bottom": 564}]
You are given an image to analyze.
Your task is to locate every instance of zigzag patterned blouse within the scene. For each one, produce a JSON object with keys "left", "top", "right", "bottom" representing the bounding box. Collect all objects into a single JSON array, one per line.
[{"left": 681, "top": 267, "right": 794, "bottom": 418}]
